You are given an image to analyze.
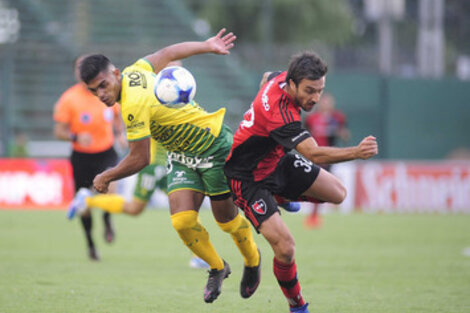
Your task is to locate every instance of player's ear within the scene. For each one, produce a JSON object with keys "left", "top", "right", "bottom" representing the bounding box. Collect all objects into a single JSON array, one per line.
[
  {"left": 288, "top": 78, "right": 297, "bottom": 91},
  {"left": 113, "top": 67, "right": 121, "bottom": 79}
]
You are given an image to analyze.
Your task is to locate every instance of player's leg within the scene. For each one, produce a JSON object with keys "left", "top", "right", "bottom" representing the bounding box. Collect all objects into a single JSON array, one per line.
[
  {"left": 229, "top": 178, "right": 308, "bottom": 312},
  {"left": 300, "top": 168, "right": 346, "bottom": 204},
  {"left": 167, "top": 157, "right": 231, "bottom": 303},
  {"left": 70, "top": 151, "right": 98, "bottom": 261},
  {"left": 259, "top": 214, "right": 309, "bottom": 313},
  {"left": 168, "top": 189, "right": 230, "bottom": 303},
  {"left": 210, "top": 196, "right": 261, "bottom": 298}
]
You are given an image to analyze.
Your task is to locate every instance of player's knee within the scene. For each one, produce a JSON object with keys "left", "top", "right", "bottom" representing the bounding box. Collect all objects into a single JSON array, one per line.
[
  {"left": 217, "top": 213, "right": 242, "bottom": 233},
  {"left": 276, "top": 238, "right": 296, "bottom": 262},
  {"left": 171, "top": 210, "right": 198, "bottom": 231}
]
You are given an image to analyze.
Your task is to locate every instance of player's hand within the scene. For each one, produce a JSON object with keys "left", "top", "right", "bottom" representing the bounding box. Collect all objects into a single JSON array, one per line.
[
  {"left": 206, "top": 28, "right": 236, "bottom": 55},
  {"left": 356, "top": 135, "right": 378, "bottom": 159},
  {"left": 93, "top": 173, "right": 110, "bottom": 193},
  {"left": 77, "top": 133, "right": 92, "bottom": 146}
]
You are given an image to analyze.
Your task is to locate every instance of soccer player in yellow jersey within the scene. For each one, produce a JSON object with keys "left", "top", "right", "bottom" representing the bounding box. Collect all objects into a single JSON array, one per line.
[{"left": 77, "top": 29, "right": 261, "bottom": 303}]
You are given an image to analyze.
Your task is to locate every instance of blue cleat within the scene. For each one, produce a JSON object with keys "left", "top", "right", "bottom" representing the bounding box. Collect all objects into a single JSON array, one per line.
[
  {"left": 290, "top": 303, "right": 309, "bottom": 313},
  {"left": 280, "top": 202, "right": 301, "bottom": 212},
  {"left": 67, "top": 188, "right": 92, "bottom": 219},
  {"left": 189, "top": 256, "right": 210, "bottom": 269}
]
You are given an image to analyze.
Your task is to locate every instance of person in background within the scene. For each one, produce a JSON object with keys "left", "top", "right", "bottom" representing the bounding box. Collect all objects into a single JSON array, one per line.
[
  {"left": 53, "top": 55, "right": 126, "bottom": 261},
  {"left": 8, "top": 130, "right": 28, "bottom": 157},
  {"left": 303, "top": 92, "right": 350, "bottom": 228}
]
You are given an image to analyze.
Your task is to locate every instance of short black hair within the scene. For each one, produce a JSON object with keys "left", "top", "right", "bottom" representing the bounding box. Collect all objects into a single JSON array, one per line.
[
  {"left": 285, "top": 52, "right": 328, "bottom": 86},
  {"left": 79, "top": 54, "right": 112, "bottom": 84}
]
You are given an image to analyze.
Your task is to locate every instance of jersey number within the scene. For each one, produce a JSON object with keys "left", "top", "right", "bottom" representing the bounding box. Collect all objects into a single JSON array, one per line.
[{"left": 293, "top": 154, "right": 312, "bottom": 173}]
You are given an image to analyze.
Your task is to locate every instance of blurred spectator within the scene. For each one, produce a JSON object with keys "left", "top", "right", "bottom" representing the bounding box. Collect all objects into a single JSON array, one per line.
[
  {"left": 8, "top": 130, "right": 28, "bottom": 157},
  {"left": 303, "top": 92, "right": 350, "bottom": 228}
]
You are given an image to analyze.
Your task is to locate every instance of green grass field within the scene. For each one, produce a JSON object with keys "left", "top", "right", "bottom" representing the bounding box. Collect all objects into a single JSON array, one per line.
[{"left": 0, "top": 210, "right": 469, "bottom": 313}]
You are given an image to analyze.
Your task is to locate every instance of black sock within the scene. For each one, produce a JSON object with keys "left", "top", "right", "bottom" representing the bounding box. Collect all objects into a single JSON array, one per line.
[
  {"left": 80, "top": 215, "right": 94, "bottom": 248},
  {"left": 103, "top": 212, "right": 111, "bottom": 227}
]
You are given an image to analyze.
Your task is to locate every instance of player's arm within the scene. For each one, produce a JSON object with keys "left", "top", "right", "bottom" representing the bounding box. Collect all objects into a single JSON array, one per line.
[
  {"left": 93, "top": 138, "right": 150, "bottom": 193},
  {"left": 144, "top": 28, "right": 236, "bottom": 74},
  {"left": 296, "top": 135, "right": 378, "bottom": 164}
]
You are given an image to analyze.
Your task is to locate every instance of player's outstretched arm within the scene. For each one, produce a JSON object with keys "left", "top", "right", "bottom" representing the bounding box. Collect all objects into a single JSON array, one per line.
[
  {"left": 296, "top": 135, "right": 378, "bottom": 164},
  {"left": 145, "top": 28, "right": 236, "bottom": 74},
  {"left": 93, "top": 138, "right": 150, "bottom": 193}
]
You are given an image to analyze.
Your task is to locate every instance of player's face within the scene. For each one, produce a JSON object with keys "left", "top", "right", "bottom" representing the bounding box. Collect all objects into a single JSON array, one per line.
[
  {"left": 86, "top": 68, "right": 121, "bottom": 107},
  {"left": 290, "top": 76, "right": 325, "bottom": 112}
]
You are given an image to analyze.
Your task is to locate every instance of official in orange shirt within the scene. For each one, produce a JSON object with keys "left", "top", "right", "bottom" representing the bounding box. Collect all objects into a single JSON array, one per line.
[{"left": 53, "top": 55, "right": 125, "bottom": 261}]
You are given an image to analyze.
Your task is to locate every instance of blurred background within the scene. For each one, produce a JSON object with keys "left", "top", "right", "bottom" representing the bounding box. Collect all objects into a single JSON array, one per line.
[
  {"left": 0, "top": 0, "right": 469, "bottom": 212},
  {"left": 1, "top": 0, "right": 470, "bottom": 159}
]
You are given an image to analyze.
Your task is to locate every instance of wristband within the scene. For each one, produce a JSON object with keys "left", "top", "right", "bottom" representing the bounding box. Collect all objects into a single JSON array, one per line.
[{"left": 70, "top": 134, "right": 78, "bottom": 142}]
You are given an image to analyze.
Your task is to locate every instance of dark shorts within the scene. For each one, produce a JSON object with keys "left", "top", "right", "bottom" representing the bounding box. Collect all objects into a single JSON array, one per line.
[
  {"left": 70, "top": 147, "right": 118, "bottom": 192},
  {"left": 228, "top": 153, "right": 321, "bottom": 230}
]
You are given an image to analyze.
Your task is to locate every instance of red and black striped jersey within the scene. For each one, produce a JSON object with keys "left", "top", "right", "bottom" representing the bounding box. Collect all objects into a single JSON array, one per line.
[{"left": 224, "top": 72, "right": 311, "bottom": 181}]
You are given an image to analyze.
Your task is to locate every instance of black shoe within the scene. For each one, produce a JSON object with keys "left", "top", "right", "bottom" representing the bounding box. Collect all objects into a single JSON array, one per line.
[
  {"left": 240, "top": 249, "right": 261, "bottom": 298},
  {"left": 88, "top": 246, "right": 100, "bottom": 261},
  {"left": 103, "top": 216, "right": 114, "bottom": 243},
  {"left": 203, "top": 260, "right": 231, "bottom": 303}
]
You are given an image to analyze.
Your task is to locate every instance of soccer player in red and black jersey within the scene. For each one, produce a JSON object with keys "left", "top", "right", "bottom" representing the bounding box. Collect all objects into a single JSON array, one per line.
[{"left": 224, "top": 52, "right": 378, "bottom": 313}]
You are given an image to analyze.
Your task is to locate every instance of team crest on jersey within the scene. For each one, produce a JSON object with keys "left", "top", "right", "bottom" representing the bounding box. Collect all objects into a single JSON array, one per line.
[
  {"left": 80, "top": 113, "right": 91, "bottom": 124},
  {"left": 252, "top": 199, "right": 267, "bottom": 215}
]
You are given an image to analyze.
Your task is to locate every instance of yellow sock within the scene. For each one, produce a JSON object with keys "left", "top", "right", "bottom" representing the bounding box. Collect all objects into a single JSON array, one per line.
[
  {"left": 86, "top": 194, "right": 125, "bottom": 214},
  {"left": 217, "top": 213, "right": 259, "bottom": 267},
  {"left": 171, "top": 210, "right": 224, "bottom": 270}
]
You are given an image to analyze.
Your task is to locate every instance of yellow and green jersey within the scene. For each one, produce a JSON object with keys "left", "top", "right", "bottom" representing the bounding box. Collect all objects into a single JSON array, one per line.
[
  {"left": 150, "top": 139, "right": 167, "bottom": 166},
  {"left": 120, "top": 59, "right": 225, "bottom": 156}
]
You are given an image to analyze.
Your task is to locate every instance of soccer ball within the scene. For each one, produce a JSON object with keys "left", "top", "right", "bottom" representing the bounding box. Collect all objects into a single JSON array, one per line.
[{"left": 154, "top": 66, "right": 196, "bottom": 106}]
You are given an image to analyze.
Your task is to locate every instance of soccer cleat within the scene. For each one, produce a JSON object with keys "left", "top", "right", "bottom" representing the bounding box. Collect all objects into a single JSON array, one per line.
[
  {"left": 67, "top": 188, "right": 92, "bottom": 219},
  {"left": 240, "top": 248, "right": 262, "bottom": 298},
  {"left": 279, "top": 202, "right": 301, "bottom": 212},
  {"left": 88, "top": 246, "right": 100, "bottom": 261},
  {"left": 290, "top": 303, "right": 309, "bottom": 313},
  {"left": 203, "top": 260, "right": 231, "bottom": 303},
  {"left": 189, "top": 256, "right": 210, "bottom": 269}
]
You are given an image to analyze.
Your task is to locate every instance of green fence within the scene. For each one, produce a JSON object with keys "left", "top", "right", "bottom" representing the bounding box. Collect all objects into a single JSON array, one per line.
[{"left": 326, "top": 74, "right": 470, "bottom": 160}]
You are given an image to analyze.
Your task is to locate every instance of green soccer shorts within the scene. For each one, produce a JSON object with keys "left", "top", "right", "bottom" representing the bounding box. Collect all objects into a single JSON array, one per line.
[
  {"left": 133, "top": 163, "right": 167, "bottom": 202},
  {"left": 166, "top": 124, "right": 232, "bottom": 199}
]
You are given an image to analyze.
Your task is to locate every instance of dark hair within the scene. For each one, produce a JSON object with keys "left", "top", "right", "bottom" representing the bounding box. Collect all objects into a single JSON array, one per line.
[
  {"left": 285, "top": 52, "right": 328, "bottom": 86},
  {"left": 79, "top": 54, "right": 112, "bottom": 84}
]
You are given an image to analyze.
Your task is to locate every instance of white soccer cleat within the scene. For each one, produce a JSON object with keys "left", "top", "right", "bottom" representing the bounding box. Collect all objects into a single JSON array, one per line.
[{"left": 67, "top": 188, "right": 92, "bottom": 219}]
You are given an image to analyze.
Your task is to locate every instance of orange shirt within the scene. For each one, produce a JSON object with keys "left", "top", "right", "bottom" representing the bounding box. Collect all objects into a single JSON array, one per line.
[{"left": 53, "top": 83, "right": 120, "bottom": 153}]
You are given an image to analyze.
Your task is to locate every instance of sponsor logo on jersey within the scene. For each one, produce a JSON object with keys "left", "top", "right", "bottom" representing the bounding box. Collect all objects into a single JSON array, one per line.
[
  {"left": 128, "top": 114, "right": 134, "bottom": 121},
  {"left": 167, "top": 151, "right": 214, "bottom": 169},
  {"left": 252, "top": 199, "right": 267, "bottom": 215},
  {"left": 127, "top": 71, "right": 147, "bottom": 88}
]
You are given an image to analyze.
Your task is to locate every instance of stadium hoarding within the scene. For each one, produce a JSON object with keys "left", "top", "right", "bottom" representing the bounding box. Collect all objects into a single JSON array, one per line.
[
  {"left": 1, "top": 158, "right": 469, "bottom": 212},
  {"left": 0, "top": 158, "right": 74, "bottom": 209},
  {"left": 333, "top": 161, "right": 470, "bottom": 213}
]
